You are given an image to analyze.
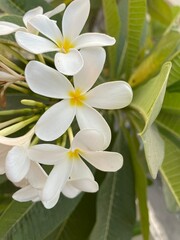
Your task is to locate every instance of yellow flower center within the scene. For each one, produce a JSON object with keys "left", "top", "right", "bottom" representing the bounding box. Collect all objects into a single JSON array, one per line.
[
  {"left": 69, "top": 89, "right": 86, "bottom": 106},
  {"left": 68, "top": 149, "right": 81, "bottom": 160},
  {"left": 57, "top": 38, "right": 74, "bottom": 53}
]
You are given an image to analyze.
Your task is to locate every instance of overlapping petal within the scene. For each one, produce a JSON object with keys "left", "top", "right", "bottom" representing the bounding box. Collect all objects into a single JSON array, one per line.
[
  {"left": 5, "top": 146, "right": 30, "bottom": 182},
  {"left": 76, "top": 105, "right": 111, "bottom": 149},
  {"left": 42, "top": 160, "right": 72, "bottom": 201},
  {"left": 80, "top": 151, "right": 123, "bottom": 172},
  {"left": 25, "top": 61, "right": 73, "bottom": 98},
  {"left": 23, "top": 6, "right": 43, "bottom": 28},
  {"left": 74, "top": 33, "right": 116, "bottom": 49},
  {"left": 62, "top": 0, "right": 90, "bottom": 39},
  {"left": 71, "top": 129, "right": 105, "bottom": 151},
  {"left": 13, "top": 185, "right": 39, "bottom": 202},
  {"left": 70, "top": 178, "right": 98, "bottom": 193},
  {"left": 29, "top": 15, "right": 62, "bottom": 43},
  {"left": 62, "top": 182, "right": 81, "bottom": 198},
  {"left": 55, "top": 49, "right": 84, "bottom": 76},
  {"left": 71, "top": 158, "right": 94, "bottom": 179},
  {"left": 35, "top": 100, "right": 76, "bottom": 141},
  {"left": 28, "top": 144, "right": 68, "bottom": 165},
  {"left": 74, "top": 47, "right": 106, "bottom": 92},
  {"left": 86, "top": 81, "right": 133, "bottom": 109},
  {"left": 15, "top": 31, "right": 59, "bottom": 54},
  {"left": 45, "top": 3, "right": 65, "bottom": 18},
  {"left": 0, "top": 22, "right": 23, "bottom": 35}
]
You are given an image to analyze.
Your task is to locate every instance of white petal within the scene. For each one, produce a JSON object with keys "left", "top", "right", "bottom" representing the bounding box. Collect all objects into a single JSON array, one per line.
[
  {"left": 35, "top": 100, "right": 76, "bottom": 141},
  {"left": 76, "top": 105, "right": 111, "bottom": 149},
  {"left": 54, "top": 49, "right": 83, "bottom": 76},
  {"left": 0, "top": 22, "right": 22, "bottom": 35},
  {"left": 27, "top": 162, "right": 47, "bottom": 188},
  {"left": 28, "top": 144, "right": 68, "bottom": 165},
  {"left": 29, "top": 15, "right": 62, "bottom": 43},
  {"left": 15, "top": 31, "right": 59, "bottom": 54},
  {"left": 0, "top": 128, "right": 34, "bottom": 147},
  {"left": 0, "top": 144, "right": 12, "bottom": 173},
  {"left": 42, "top": 160, "right": 72, "bottom": 201},
  {"left": 42, "top": 190, "right": 60, "bottom": 209},
  {"left": 72, "top": 129, "right": 105, "bottom": 151},
  {"left": 13, "top": 185, "right": 39, "bottom": 202},
  {"left": 5, "top": 146, "right": 30, "bottom": 182},
  {"left": 81, "top": 151, "right": 123, "bottom": 172},
  {"left": 45, "top": 3, "right": 66, "bottom": 18},
  {"left": 62, "top": 182, "right": 81, "bottom": 198},
  {"left": 62, "top": 0, "right": 90, "bottom": 39},
  {"left": 70, "top": 178, "right": 98, "bottom": 193},
  {"left": 74, "top": 47, "right": 106, "bottom": 92},
  {"left": 25, "top": 61, "right": 73, "bottom": 98},
  {"left": 23, "top": 6, "right": 43, "bottom": 28},
  {"left": 71, "top": 158, "right": 94, "bottom": 180},
  {"left": 74, "top": 33, "right": 116, "bottom": 49},
  {"left": 86, "top": 81, "right": 133, "bottom": 109}
]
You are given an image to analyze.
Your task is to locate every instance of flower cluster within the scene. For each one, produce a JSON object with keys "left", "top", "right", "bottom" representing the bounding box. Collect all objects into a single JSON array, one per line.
[{"left": 0, "top": 0, "right": 133, "bottom": 208}]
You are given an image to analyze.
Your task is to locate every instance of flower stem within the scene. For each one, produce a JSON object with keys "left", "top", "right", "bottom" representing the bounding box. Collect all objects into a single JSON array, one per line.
[
  {"left": 0, "top": 54, "right": 24, "bottom": 74},
  {"left": 67, "top": 127, "right": 74, "bottom": 144},
  {"left": 37, "top": 54, "right": 46, "bottom": 64},
  {"left": 0, "top": 108, "right": 39, "bottom": 116},
  {"left": 0, "top": 116, "right": 28, "bottom": 129}
]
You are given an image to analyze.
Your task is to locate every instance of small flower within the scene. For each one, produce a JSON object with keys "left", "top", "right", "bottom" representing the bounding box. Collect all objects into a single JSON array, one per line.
[
  {"left": 0, "top": 4, "right": 65, "bottom": 35},
  {"left": 28, "top": 129, "right": 123, "bottom": 208},
  {"left": 15, "top": 0, "right": 115, "bottom": 75},
  {"left": 0, "top": 128, "right": 34, "bottom": 182},
  {"left": 25, "top": 47, "right": 133, "bottom": 148},
  {"left": 13, "top": 161, "right": 58, "bottom": 209}
]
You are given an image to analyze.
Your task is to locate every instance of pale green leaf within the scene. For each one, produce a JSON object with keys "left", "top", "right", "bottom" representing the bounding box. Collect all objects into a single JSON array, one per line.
[
  {"left": 90, "top": 132, "right": 136, "bottom": 240},
  {"left": 129, "top": 28, "right": 180, "bottom": 87},
  {"left": 102, "top": 0, "right": 121, "bottom": 78},
  {"left": 141, "top": 124, "right": 165, "bottom": 179},
  {"left": 124, "top": 0, "right": 146, "bottom": 79},
  {"left": 148, "top": 0, "right": 173, "bottom": 25},
  {"left": 130, "top": 61, "right": 172, "bottom": 134},
  {"left": 160, "top": 135, "right": 180, "bottom": 207},
  {"left": 0, "top": 195, "right": 82, "bottom": 239},
  {"left": 162, "top": 92, "right": 180, "bottom": 114}
]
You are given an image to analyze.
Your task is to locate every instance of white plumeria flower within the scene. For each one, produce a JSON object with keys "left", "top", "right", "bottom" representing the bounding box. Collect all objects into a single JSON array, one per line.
[
  {"left": 0, "top": 128, "right": 34, "bottom": 182},
  {"left": 25, "top": 47, "right": 133, "bottom": 148},
  {"left": 13, "top": 161, "right": 59, "bottom": 209},
  {"left": 15, "top": 0, "right": 115, "bottom": 75},
  {"left": 0, "top": 4, "right": 65, "bottom": 35},
  {"left": 28, "top": 129, "right": 123, "bottom": 208}
]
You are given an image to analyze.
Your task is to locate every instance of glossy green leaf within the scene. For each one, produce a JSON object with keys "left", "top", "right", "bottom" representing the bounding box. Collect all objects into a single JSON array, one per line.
[
  {"left": 129, "top": 28, "right": 180, "bottom": 87},
  {"left": 45, "top": 193, "right": 96, "bottom": 240},
  {"left": 130, "top": 61, "right": 172, "bottom": 134},
  {"left": 102, "top": 0, "right": 121, "bottom": 78},
  {"left": 0, "top": 0, "right": 50, "bottom": 15},
  {"left": 167, "top": 51, "right": 180, "bottom": 87},
  {"left": 90, "top": 132, "right": 136, "bottom": 240},
  {"left": 124, "top": 0, "right": 146, "bottom": 79},
  {"left": 0, "top": 195, "right": 82, "bottom": 239},
  {"left": 148, "top": 0, "right": 173, "bottom": 25},
  {"left": 160, "top": 135, "right": 180, "bottom": 207}
]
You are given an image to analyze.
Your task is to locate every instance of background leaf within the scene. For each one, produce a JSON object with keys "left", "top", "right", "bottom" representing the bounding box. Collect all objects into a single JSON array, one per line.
[{"left": 90, "top": 131, "right": 136, "bottom": 240}]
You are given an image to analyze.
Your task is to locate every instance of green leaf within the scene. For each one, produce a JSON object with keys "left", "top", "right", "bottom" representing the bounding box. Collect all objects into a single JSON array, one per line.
[
  {"left": 123, "top": 127, "right": 149, "bottom": 240},
  {"left": 160, "top": 135, "right": 180, "bottom": 207},
  {"left": 90, "top": 132, "right": 136, "bottom": 240},
  {"left": 148, "top": 0, "right": 173, "bottom": 25},
  {"left": 161, "top": 92, "right": 180, "bottom": 114},
  {"left": 130, "top": 61, "right": 172, "bottom": 134},
  {"left": 0, "top": 0, "right": 51, "bottom": 15},
  {"left": 124, "top": 0, "right": 146, "bottom": 79},
  {"left": 0, "top": 195, "right": 82, "bottom": 239},
  {"left": 45, "top": 193, "right": 96, "bottom": 240},
  {"left": 102, "top": 0, "right": 121, "bottom": 78},
  {"left": 129, "top": 28, "right": 180, "bottom": 87},
  {"left": 167, "top": 51, "right": 180, "bottom": 87},
  {"left": 141, "top": 124, "right": 165, "bottom": 179}
]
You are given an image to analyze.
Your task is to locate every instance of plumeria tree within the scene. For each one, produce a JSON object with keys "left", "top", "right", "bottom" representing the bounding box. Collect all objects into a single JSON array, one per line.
[{"left": 0, "top": 0, "right": 179, "bottom": 239}]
